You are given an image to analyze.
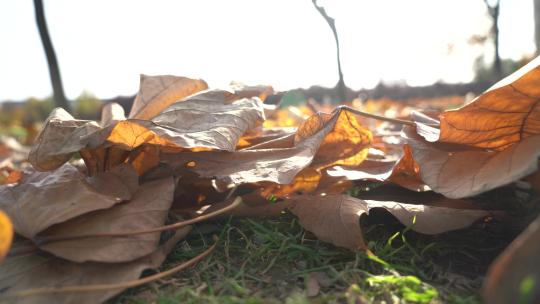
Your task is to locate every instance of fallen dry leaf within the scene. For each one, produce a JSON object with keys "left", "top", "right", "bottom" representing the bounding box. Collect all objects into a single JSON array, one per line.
[
  {"left": 0, "top": 164, "right": 137, "bottom": 239},
  {"left": 0, "top": 210, "right": 12, "bottom": 264},
  {"left": 298, "top": 107, "right": 372, "bottom": 169},
  {"left": 436, "top": 56, "right": 540, "bottom": 150},
  {"left": 28, "top": 108, "right": 102, "bottom": 171},
  {"left": 38, "top": 177, "right": 175, "bottom": 263},
  {"left": 29, "top": 84, "right": 269, "bottom": 174},
  {"left": 404, "top": 126, "right": 540, "bottom": 198},
  {"left": 403, "top": 60, "right": 540, "bottom": 198},
  {"left": 288, "top": 194, "right": 490, "bottom": 250},
  {"left": 128, "top": 74, "right": 208, "bottom": 120},
  {"left": 327, "top": 144, "right": 428, "bottom": 192},
  {"left": 0, "top": 228, "right": 190, "bottom": 304},
  {"left": 100, "top": 102, "right": 126, "bottom": 126},
  {"left": 483, "top": 215, "right": 540, "bottom": 304},
  {"left": 160, "top": 107, "right": 372, "bottom": 189}
]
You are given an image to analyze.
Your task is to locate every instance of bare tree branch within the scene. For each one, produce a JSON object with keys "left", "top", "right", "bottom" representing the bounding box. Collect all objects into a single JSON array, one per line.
[{"left": 312, "top": 0, "right": 347, "bottom": 102}]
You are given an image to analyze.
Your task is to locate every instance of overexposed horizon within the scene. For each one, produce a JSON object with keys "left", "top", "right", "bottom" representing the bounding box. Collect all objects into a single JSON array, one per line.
[{"left": 0, "top": 0, "right": 536, "bottom": 101}]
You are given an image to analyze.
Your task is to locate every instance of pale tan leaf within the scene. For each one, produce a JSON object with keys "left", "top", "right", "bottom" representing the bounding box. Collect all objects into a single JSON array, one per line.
[
  {"left": 28, "top": 108, "right": 101, "bottom": 171},
  {"left": 289, "top": 195, "right": 367, "bottom": 250},
  {"left": 146, "top": 88, "right": 266, "bottom": 151},
  {"left": 0, "top": 164, "right": 137, "bottom": 239},
  {"left": 327, "top": 160, "right": 397, "bottom": 182},
  {"left": 129, "top": 74, "right": 208, "bottom": 120},
  {"left": 288, "top": 194, "right": 490, "bottom": 250},
  {"left": 38, "top": 177, "right": 175, "bottom": 263},
  {"left": 404, "top": 126, "right": 540, "bottom": 198},
  {"left": 326, "top": 144, "right": 428, "bottom": 192},
  {"left": 483, "top": 215, "right": 540, "bottom": 304},
  {"left": 100, "top": 102, "right": 126, "bottom": 126},
  {"left": 160, "top": 107, "right": 372, "bottom": 186},
  {"left": 0, "top": 228, "right": 190, "bottom": 304},
  {"left": 29, "top": 86, "right": 268, "bottom": 172}
]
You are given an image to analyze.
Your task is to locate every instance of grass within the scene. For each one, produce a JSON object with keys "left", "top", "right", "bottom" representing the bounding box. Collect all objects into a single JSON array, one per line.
[{"left": 111, "top": 200, "right": 521, "bottom": 304}]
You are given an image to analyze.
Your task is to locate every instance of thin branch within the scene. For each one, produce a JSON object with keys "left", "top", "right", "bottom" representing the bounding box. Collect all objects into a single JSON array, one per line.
[
  {"left": 312, "top": 0, "right": 347, "bottom": 102},
  {"left": 36, "top": 197, "right": 242, "bottom": 245},
  {"left": 4, "top": 236, "right": 218, "bottom": 298}
]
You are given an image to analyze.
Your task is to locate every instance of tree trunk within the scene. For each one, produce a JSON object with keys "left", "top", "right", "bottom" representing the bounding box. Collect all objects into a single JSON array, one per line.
[
  {"left": 34, "top": 0, "right": 70, "bottom": 112},
  {"left": 535, "top": 0, "right": 540, "bottom": 54},
  {"left": 492, "top": 3, "right": 502, "bottom": 79}
]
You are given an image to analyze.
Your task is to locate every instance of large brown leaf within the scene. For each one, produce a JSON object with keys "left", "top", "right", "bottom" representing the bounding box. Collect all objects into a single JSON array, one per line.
[
  {"left": 416, "top": 56, "right": 540, "bottom": 150},
  {"left": 0, "top": 164, "right": 137, "bottom": 239},
  {"left": 483, "top": 215, "right": 540, "bottom": 304},
  {"left": 128, "top": 74, "right": 208, "bottom": 120},
  {"left": 442, "top": 58, "right": 540, "bottom": 150},
  {"left": 145, "top": 87, "right": 267, "bottom": 151},
  {"left": 0, "top": 228, "right": 190, "bottom": 304},
  {"left": 288, "top": 194, "right": 490, "bottom": 250},
  {"left": 159, "top": 107, "right": 372, "bottom": 187},
  {"left": 404, "top": 126, "right": 540, "bottom": 198},
  {"left": 38, "top": 177, "right": 175, "bottom": 263},
  {"left": 29, "top": 84, "right": 268, "bottom": 172}
]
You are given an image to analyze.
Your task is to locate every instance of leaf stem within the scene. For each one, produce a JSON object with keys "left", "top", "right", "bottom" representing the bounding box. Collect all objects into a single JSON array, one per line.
[
  {"left": 337, "top": 105, "right": 416, "bottom": 126},
  {"left": 36, "top": 197, "right": 242, "bottom": 245},
  {"left": 4, "top": 236, "right": 218, "bottom": 298}
]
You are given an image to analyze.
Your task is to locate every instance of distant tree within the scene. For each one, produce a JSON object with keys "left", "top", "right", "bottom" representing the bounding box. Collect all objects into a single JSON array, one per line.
[
  {"left": 311, "top": 0, "right": 347, "bottom": 102},
  {"left": 483, "top": 0, "right": 502, "bottom": 79},
  {"left": 33, "top": 0, "right": 70, "bottom": 112},
  {"left": 74, "top": 91, "right": 102, "bottom": 120}
]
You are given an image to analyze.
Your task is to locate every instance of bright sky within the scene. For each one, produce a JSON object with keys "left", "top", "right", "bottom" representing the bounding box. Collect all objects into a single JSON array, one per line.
[{"left": 0, "top": 0, "right": 536, "bottom": 101}]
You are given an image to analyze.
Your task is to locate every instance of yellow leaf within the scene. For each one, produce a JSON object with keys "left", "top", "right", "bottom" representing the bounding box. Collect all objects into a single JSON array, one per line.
[{"left": 0, "top": 210, "right": 13, "bottom": 263}]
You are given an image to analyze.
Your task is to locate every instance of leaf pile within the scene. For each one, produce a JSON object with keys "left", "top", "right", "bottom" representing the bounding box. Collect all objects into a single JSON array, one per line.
[{"left": 1, "top": 57, "right": 540, "bottom": 303}]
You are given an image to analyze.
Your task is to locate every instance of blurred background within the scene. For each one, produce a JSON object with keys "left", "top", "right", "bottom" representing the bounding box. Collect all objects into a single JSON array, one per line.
[{"left": 0, "top": 0, "right": 537, "bottom": 144}]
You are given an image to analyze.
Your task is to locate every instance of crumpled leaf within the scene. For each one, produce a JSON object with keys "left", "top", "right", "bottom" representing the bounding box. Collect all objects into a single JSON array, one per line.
[
  {"left": 0, "top": 228, "right": 190, "bottom": 304},
  {"left": 28, "top": 108, "right": 102, "bottom": 171},
  {"left": 297, "top": 107, "right": 372, "bottom": 168},
  {"left": 288, "top": 194, "right": 490, "bottom": 250},
  {"left": 433, "top": 56, "right": 540, "bottom": 150},
  {"left": 145, "top": 88, "right": 267, "bottom": 151},
  {"left": 404, "top": 126, "right": 540, "bottom": 198},
  {"left": 160, "top": 107, "right": 372, "bottom": 188},
  {"left": 483, "top": 215, "right": 540, "bottom": 304},
  {"left": 29, "top": 83, "right": 269, "bottom": 173},
  {"left": 38, "top": 177, "right": 175, "bottom": 263},
  {"left": 129, "top": 74, "right": 208, "bottom": 120},
  {"left": 403, "top": 60, "right": 540, "bottom": 198},
  {"left": 0, "top": 210, "right": 12, "bottom": 264},
  {"left": 0, "top": 164, "right": 137, "bottom": 239},
  {"left": 327, "top": 144, "right": 428, "bottom": 192}
]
